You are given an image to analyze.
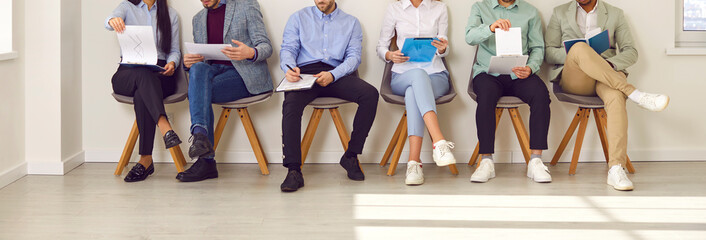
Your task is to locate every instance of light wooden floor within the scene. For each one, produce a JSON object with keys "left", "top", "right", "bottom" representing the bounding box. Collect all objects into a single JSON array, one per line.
[{"left": 1, "top": 162, "right": 705, "bottom": 240}]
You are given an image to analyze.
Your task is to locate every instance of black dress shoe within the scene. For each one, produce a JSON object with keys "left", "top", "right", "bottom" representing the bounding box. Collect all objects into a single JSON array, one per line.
[
  {"left": 340, "top": 155, "right": 365, "bottom": 181},
  {"left": 124, "top": 163, "right": 154, "bottom": 182},
  {"left": 280, "top": 169, "right": 304, "bottom": 192},
  {"left": 188, "top": 132, "right": 214, "bottom": 159},
  {"left": 163, "top": 130, "right": 182, "bottom": 149},
  {"left": 175, "top": 158, "right": 218, "bottom": 182}
]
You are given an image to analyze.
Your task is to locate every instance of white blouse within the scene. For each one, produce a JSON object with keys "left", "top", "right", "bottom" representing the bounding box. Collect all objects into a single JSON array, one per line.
[{"left": 376, "top": 0, "right": 449, "bottom": 74}]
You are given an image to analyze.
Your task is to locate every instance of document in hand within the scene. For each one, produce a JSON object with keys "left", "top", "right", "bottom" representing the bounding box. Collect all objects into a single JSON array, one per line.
[
  {"left": 401, "top": 38, "right": 440, "bottom": 62},
  {"left": 488, "top": 27, "right": 528, "bottom": 75},
  {"left": 184, "top": 42, "right": 232, "bottom": 61},
  {"left": 116, "top": 26, "right": 165, "bottom": 72},
  {"left": 276, "top": 74, "right": 318, "bottom": 92},
  {"left": 563, "top": 29, "right": 610, "bottom": 54}
]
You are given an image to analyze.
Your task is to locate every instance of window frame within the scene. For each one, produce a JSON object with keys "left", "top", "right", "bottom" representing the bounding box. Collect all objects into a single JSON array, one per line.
[{"left": 677, "top": 0, "right": 706, "bottom": 48}]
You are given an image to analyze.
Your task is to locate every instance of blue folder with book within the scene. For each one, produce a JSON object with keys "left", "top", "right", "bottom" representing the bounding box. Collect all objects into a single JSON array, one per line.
[
  {"left": 401, "top": 37, "right": 440, "bottom": 62},
  {"left": 563, "top": 29, "right": 610, "bottom": 54}
]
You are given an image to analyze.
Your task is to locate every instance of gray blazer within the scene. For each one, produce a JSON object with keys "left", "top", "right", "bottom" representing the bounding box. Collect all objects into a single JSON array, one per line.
[
  {"left": 192, "top": 0, "right": 273, "bottom": 94},
  {"left": 544, "top": 0, "right": 638, "bottom": 81}
]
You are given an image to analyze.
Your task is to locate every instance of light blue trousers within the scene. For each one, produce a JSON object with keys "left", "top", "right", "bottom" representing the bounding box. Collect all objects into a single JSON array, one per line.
[{"left": 391, "top": 69, "right": 450, "bottom": 137}]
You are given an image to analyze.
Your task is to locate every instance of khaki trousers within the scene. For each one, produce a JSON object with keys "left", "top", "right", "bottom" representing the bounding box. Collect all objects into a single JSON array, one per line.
[{"left": 560, "top": 42, "right": 636, "bottom": 167}]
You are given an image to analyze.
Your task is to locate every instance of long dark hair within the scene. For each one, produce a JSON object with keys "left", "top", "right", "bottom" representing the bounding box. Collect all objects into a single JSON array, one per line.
[{"left": 128, "top": 0, "right": 172, "bottom": 54}]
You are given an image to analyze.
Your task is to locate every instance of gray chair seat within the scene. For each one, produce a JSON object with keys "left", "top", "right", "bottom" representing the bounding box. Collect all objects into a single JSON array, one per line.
[
  {"left": 467, "top": 78, "right": 525, "bottom": 107},
  {"left": 380, "top": 58, "right": 456, "bottom": 106},
  {"left": 112, "top": 66, "right": 188, "bottom": 105},
  {"left": 309, "top": 97, "right": 350, "bottom": 108},
  {"left": 215, "top": 91, "right": 273, "bottom": 109},
  {"left": 552, "top": 81, "right": 604, "bottom": 108}
]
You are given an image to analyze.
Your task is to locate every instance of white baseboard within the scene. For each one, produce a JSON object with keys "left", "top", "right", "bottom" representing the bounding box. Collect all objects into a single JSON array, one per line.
[
  {"left": 27, "top": 151, "right": 85, "bottom": 175},
  {"left": 84, "top": 149, "right": 706, "bottom": 164},
  {"left": 0, "top": 162, "right": 27, "bottom": 189}
]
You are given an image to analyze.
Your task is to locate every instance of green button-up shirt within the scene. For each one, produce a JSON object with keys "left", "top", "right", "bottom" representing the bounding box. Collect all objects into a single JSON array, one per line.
[{"left": 465, "top": 0, "right": 544, "bottom": 80}]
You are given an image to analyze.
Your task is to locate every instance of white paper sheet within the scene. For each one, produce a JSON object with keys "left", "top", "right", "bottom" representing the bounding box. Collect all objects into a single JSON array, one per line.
[
  {"left": 495, "top": 27, "right": 523, "bottom": 56},
  {"left": 276, "top": 74, "right": 318, "bottom": 92},
  {"left": 488, "top": 55, "right": 529, "bottom": 75},
  {"left": 117, "top": 26, "right": 159, "bottom": 65},
  {"left": 184, "top": 42, "right": 232, "bottom": 61}
]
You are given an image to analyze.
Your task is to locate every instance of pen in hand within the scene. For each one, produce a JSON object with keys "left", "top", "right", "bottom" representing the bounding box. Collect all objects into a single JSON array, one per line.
[{"left": 286, "top": 64, "right": 303, "bottom": 81}]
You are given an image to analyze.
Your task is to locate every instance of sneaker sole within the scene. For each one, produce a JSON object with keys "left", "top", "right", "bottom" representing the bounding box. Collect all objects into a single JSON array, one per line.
[
  {"left": 405, "top": 179, "right": 424, "bottom": 186},
  {"left": 433, "top": 158, "right": 456, "bottom": 167},
  {"left": 607, "top": 180, "right": 634, "bottom": 191},
  {"left": 527, "top": 171, "right": 552, "bottom": 183},
  {"left": 470, "top": 172, "right": 495, "bottom": 183}
]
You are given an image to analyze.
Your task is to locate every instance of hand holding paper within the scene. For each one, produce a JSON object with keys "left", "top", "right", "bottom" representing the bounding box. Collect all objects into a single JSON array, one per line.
[
  {"left": 116, "top": 25, "right": 165, "bottom": 72},
  {"left": 488, "top": 27, "right": 529, "bottom": 75}
]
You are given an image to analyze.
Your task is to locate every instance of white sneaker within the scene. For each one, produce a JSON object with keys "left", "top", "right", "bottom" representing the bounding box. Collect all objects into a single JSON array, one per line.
[
  {"left": 432, "top": 140, "right": 456, "bottom": 166},
  {"left": 405, "top": 161, "right": 424, "bottom": 186},
  {"left": 607, "top": 165, "right": 634, "bottom": 191},
  {"left": 527, "top": 158, "right": 552, "bottom": 183},
  {"left": 635, "top": 92, "right": 669, "bottom": 112},
  {"left": 470, "top": 159, "right": 495, "bottom": 183}
]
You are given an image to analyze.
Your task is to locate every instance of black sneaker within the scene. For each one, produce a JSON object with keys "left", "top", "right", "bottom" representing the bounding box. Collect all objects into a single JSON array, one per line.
[
  {"left": 175, "top": 158, "right": 218, "bottom": 182},
  {"left": 340, "top": 155, "right": 365, "bottom": 181},
  {"left": 188, "top": 132, "right": 214, "bottom": 159},
  {"left": 163, "top": 130, "right": 182, "bottom": 149},
  {"left": 280, "top": 169, "right": 304, "bottom": 192}
]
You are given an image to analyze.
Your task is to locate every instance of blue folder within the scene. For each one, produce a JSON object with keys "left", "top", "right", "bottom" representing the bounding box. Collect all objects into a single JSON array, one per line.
[
  {"left": 564, "top": 30, "right": 610, "bottom": 54},
  {"left": 401, "top": 38, "right": 440, "bottom": 62}
]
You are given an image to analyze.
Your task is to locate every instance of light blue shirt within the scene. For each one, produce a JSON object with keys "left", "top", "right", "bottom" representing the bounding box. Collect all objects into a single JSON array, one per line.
[
  {"left": 105, "top": 0, "right": 181, "bottom": 65},
  {"left": 280, "top": 5, "right": 363, "bottom": 81}
]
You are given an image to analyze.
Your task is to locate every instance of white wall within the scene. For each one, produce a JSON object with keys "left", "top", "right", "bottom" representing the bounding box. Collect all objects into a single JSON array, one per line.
[
  {"left": 82, "top": 0, "right": 706, "bottom": 166},
  {"left": 0, "top": 0, "right": 26, "bottom": 187}
]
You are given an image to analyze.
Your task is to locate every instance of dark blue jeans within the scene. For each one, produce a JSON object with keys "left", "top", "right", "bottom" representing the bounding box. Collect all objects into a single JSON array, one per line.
[{"left": 188, "top": 62, "right": 252, "bottom": 148}]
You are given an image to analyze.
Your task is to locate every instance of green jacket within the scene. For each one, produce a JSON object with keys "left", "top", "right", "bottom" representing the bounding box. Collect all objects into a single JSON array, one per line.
[{"left": 544, "top": 0, "right": 638, "bottom": 81}]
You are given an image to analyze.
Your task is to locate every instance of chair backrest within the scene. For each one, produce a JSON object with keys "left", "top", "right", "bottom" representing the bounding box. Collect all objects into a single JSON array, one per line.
[
  {"left": 379, "top": 33, "right": 455, "bottom": 105},
  {"left": 112, "top": 64, "right": 188, "bottom": 105},
  {"left": 467, "top": 47, "right": 480, "bottom": 101}
]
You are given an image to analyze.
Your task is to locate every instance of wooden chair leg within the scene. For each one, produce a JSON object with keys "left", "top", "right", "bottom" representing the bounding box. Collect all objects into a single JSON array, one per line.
[
  {"left": 301, "top": 108, "right": 324, "bottom": 165},
  {"left": 551, "top": 108, "right": 583, "bottom": 166},
  {"left": 469, "top": 108, "right": 503, "bottom": 166},
  {"left": 381, "top": 112, "right": 406, "bottom": 167},
  {"left": 329, "top": 108, "right": 350, "bottom": 150},
  {"left": 237, "top": 108, "right": 269, "bottom": 175},
  {"left": 597, "top": 108, "right": 636, "bottom": 173},
  {"left": 115, "top": 120, "right": 140, "bottom": 175},
  {"left": 213, "top": 108, "right": 232, "bottom": 150},
  {"left": 387, "top": 121, "right": 408, "bottom": 176},
  {"left": 508, "top": 108, "right": 531, "bottom": 164},
  {"left": 169, "top": 145, "right": 186, "bottom": 173},
  {"left": 593, "top": 108, "right": 610, "bottom": 163},
  {"left": 569, "top": 108, "right": 591, "bottom": 175}
]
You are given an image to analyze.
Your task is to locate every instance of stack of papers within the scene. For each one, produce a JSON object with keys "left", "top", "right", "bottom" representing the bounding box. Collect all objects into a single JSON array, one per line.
[
  {"left": 184, "top": 42, "right": 232, "bottom": 61},
  {"left": 276, "top": 74, "right": 318, "bottom": 92},
  {"left": 488, "top": 27, "right": 528, "bottom": 75},
  {"left": 116, "top": 26, "right": 165, "bottom": 72}
]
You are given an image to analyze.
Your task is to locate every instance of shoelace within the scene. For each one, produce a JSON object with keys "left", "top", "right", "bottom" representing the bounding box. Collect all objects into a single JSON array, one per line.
[
  {"left": 436, "top": 141, "right": 455, "bottom": 157},
  {"left": 534, "top": 160, "right": 550, "bottom": 173},
  {"left": 640, "top": 94, "right": 658, "bottom": 107},
  {"left": 476, "top": 160, "right": 490, "bottom": 173},
  {"left": 407, "top": 163, "right": 420, "bottom": 176},
  {"left": 614, "top": 167, "right": 629, "bottom": 183}
]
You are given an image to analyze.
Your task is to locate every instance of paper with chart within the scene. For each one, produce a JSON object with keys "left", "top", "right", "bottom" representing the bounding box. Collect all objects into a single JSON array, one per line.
[
  {"left": 184, "top": 42, "right": 232, "bottom": 61},
  {"left": 489, "top": 27, "right": 528, "bottom": 75},
  {"left": 276, "top": 74, "right": 318, "bottom": 92},
  {"left": 116, "top": 25, "right": 164, "bottom": 71}
]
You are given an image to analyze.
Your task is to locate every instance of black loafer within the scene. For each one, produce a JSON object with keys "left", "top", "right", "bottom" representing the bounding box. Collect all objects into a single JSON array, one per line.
[
  {"left": 188, "top": 132, "right": 214, "bottom": 159},
  {"left": 124, "top": 163, "right": 154, "bottom": 182},
  {"left": 280, "top": 169, "right": 304, "bottom": 192},
  {"left": 163, "top": 130, "right": 182, "bottom": 149},
  {"left": 340, "top": 155, "right": 365, "bottom": 181},
  {"left": 175, "top": 158, "right": 218, "bottom": 182}
]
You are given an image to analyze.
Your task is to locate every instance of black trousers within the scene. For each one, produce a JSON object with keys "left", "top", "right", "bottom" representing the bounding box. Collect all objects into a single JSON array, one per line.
[
  {"left": 282, "top": 63, "right": 379, "bottom": 170},
  {"left": 473, "top": 73, "right": 550, "bottom": 154},
  {"left": 112, "top": 60, "right": 176, "bottom": 155}
]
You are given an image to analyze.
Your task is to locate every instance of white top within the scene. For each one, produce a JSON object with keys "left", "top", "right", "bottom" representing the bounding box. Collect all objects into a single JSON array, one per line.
[
  {"left": 376, "top": 0, "right": 449, "bottom": 74},
  {"left": 576, "top": 1, "right": 600, "bottom": 37}
]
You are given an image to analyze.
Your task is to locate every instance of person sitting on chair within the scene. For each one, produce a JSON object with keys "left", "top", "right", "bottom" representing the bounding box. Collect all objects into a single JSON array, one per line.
[
  {"left": 279, "top": 0, "right": 379, "bottom": 192},
  {"left": 545, "top": 0, "right": 670, "bottom": 191},
  {"left": 106, "top": 0, "right": 182, "bottom": 182},
  {"left": 176, "top": 0, "right": 274, "bottom": 182},
  {"left": 465, "top": 0, "right": 553, "bottom": 184},
  {"left": 376, "top": 0, "right": 457, "bottom": 186}
]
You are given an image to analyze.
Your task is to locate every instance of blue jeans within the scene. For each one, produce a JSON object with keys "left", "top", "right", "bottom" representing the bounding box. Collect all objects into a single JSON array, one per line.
[
  {"left": 188, "top": 62, "right": 252, "bottom": 146},
  {"left": 391, "top": 69, "right": 449, "bottom": 137}
]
